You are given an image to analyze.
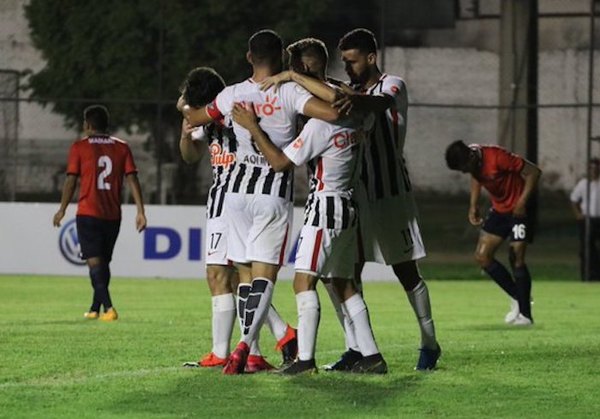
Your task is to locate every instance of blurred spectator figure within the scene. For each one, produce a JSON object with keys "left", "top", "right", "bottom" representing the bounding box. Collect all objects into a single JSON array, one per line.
[{"left": 570, "top": 158, "right": 600, "bottom": 281}]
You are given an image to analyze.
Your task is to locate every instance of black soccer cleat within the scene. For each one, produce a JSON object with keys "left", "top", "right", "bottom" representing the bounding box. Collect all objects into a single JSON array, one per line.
[
  {"left": 276, "top": 325, "right": 298, "bottom": 368},
  {"left": 278, "top": 359, "right": 318, "bottom": 375},
  {"left": 415, "top": 344, "right": 442, "bottom": 371},
  {"left": 323, "top": 349, "right": 364, "bottom": 372},
  {"left": 350, "top": 353, "right": 388, "bottom": 374}
]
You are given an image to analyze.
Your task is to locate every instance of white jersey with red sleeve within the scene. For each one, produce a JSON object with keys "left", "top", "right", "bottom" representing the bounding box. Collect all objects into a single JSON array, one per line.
[
  {"left": 362, "top": 74, "right": 411, "bottom": 202},
  {"left": 284, "top": 118, "right": 361, "bottom": 231},
  {"left": 205, "top": 79, "right": 312, "bottom": 201}
]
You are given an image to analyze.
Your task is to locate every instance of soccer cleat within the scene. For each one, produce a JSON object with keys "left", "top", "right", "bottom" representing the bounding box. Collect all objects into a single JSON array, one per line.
[
  {"left": 83, "top": 311, "right": 99, "bottom": 320},
  {"left": 323, "top": 349, "right": 363, "bottom": 372},
  {"left": 351, "top": 353, "right": 388, "bottom": 374},
  {"left": 222, "top": 342, "right": 249, "bottom": 375},
  {"left": 99, "top": 308, "right": 118, "bottom": 322},
  {"left": 504, "top": 298, "right": 520, "bottom": 324},
  {"left": 415, "top": 344, "right": 442, "bottom": 371},
  {"left": 511, "top": 313, "right": 533, "bottom": 326},
  {"left": 184, "top": 352, "right": 228, "bottom": 368},
  {"left": 245, "top": 355, "right": 275, "bottom": 373},
  {"left": 275, "top": 325, "right": 298, "bottom": 367},
  {"left": 279, "top": 359, "right": 318, "bottom": 375}
]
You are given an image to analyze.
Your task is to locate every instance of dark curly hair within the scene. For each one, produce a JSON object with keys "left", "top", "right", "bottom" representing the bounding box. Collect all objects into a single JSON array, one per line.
[{"left": 180, "top": 67, "right": 226, "bottom": 108}]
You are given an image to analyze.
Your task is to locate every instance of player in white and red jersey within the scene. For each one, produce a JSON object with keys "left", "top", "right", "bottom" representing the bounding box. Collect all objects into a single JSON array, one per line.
[
  {"left": 233, "top": 38, "right": 387, "bottom": 375},
  {"left": 329, "top": 28, "right": 441, "bottom": 371},
  {"left": 177, "top": 67, "right": 298, "bottom": 372},
  {"left": 177, "top": 30, "right": 339, "bottom": 374}
]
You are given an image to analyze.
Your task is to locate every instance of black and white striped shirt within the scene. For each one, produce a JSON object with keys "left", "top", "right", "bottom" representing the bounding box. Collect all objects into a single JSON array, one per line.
[
  {"left": 206, "top": 79, "right": 312, "bottom": 201},
  {"left": 360, "top": 74, "right": 412, "bottom": 201},
  {"left": 284, "top": 118, "right": 361, "bottom": 230}
]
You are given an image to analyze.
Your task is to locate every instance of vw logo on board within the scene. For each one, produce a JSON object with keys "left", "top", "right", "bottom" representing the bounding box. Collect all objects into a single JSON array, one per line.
[{"left": 58, "top": 219, "right": 85, "bottom": 266}]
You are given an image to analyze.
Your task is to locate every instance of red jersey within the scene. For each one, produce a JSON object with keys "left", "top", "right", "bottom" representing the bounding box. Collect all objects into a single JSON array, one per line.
[
  {"left": 473, "top": 145, "right": 525, "bottom": 214},
  {"left": 66, "top": 135, "right": 137, "bottom": 220}
]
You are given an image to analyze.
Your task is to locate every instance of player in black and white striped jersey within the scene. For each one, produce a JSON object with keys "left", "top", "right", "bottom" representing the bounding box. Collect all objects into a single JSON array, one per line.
[
  {"left": 331, "top": 28, "right": 441, "bottom": 371},
  {"left": 177, "top": 30, "right": 340, "bottom": 374},
  {"left": 235, "top": 38, "right": 387, "bottom": 375},
  {"left": 177, "top": 67, "right": 298, "bottom": 372}
]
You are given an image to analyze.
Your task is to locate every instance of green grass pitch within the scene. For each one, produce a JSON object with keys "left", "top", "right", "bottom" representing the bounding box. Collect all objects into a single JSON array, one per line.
[{"left": 1, "top": 271, "right": 599, "bottom": 418}]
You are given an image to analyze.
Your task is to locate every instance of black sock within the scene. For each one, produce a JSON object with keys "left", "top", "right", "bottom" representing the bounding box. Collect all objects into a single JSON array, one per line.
[
  {"left": 90, "top": 264, "right": 112, "bottom": 311},
  {"left": 513, "top": 265, "right": 532, "bottom": 320},
  {"left": 483, "top": 260, "right": 517, "bottom": 299}
]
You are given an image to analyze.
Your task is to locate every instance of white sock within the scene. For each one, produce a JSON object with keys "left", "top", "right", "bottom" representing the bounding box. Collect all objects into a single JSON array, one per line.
[
  {"left": 296, "top": 290, "right": 320, "bottom": 361},
  {"left": 406, "top": 280, "right": 437, "bottom": 349},
  {"left": 323, "top": 281, "right": 359, "bottom": 352},
  {"left": 241, "top": 278, "right": 274, "bottom": 346},
  {"left": 211, "top": 293, "right": 236, "bottom": 359},
  {"left": 342, "top": 293, "right": 379, "bottom": 357},
  {"left": 265, "top": 305, "right": 288, "bottom": 342}
]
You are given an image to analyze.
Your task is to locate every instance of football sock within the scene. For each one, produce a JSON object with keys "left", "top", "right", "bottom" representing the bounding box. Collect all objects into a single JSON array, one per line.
[
  {"left": 484, "top": 259, "right": 517, "bottom": 299},
  {"left": 265, "top": 305, "right": 288, "bottom": 342},
  {"left": 236, "top": 284, "right": 261, "bottom": 355},
  {"left": 342, "top": 293, "right": 379, "bottom": 357},
  {"left": 242, "top": 278, "right": 274, "bottom": 346},
  {"left": 323, "top": 281, "right": 360, "bottom": 352},
  {"left": 296, "top": 290, "right": 320, "bottom": 361},
  {"left": 90, "top": 263, "right": 112, "bottom": 311},
  {"left": 211, "top": 293, "right": 236, "bottom": 359},
  {"left": 406, "top": 280, "right": 437, "bottom": 349},
  {"left": 513, "top": 265, "right": 533, "bottom": 320}
]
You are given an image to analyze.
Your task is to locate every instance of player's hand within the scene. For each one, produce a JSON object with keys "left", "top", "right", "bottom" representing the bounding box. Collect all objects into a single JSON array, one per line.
[
  {"left": 53, "top": 209, "right": 65, "bottom": 227},
  {"left": 332, "top": 92, "right": 357, "bottom": 115},
  {"left": 468, "top": 206, "right": 483, "bottom": 226},
  {"left": 136, "top": 213, "right": 147, "bottom": 233},
  {"left": 180, "top": 118, "right": 195, "bottom": 141},
  {"left": 232, "top": 102, "right": 258, "bottom": 130},
  {"left": 512, "top": 204, "right": 527, "bottom": 218},
  {"left": 259, "top": 71, "right": 292, "bottom": 92}
]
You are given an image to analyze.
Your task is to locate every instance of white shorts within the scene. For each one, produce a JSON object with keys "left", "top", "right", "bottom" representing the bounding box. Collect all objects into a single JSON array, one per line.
[
  {"left": 205, "top": 216, "right": 229, "bottom": 266},
  {"left": 356, "top": 184, "right": 426, "bottom": 265},
  {"left": 294, "top": 224, "right": 357, "bottom": 279},
  {"left": 224, "top": 192, "right": 293, "bottom": 265}
]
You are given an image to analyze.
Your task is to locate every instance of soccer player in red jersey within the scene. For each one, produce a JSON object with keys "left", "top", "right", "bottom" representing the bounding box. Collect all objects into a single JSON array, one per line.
[
  {"left": 445, "top": 140, "right": 542, "bottom": 325},
  {"left": 53, "top": 105, "right": 147, "bottom": 321}
]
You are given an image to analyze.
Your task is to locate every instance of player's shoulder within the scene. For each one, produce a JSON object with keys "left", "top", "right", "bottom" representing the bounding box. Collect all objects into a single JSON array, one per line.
[
  {"left": 109, "top": 136, "right": 128, "bottom": 145},
  {"left": 303, "top": 117, "right": 334, "bottom": 134},
  {"left": 279, "top": 81, "right": 311, "bottom": 97}
]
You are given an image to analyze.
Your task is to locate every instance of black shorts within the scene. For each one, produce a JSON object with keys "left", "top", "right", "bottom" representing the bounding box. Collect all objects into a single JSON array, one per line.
[
  {"left": 76, "top": 215, "right": 121, "bottom": 261},
  {"left": 482, "top": 209, "right": 531, "bottom": 243}
]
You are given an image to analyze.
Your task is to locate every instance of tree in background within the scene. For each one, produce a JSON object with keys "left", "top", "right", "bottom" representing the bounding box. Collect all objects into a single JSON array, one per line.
[{"left": 24, "top": 0, "right": 333, "bottom": 203}]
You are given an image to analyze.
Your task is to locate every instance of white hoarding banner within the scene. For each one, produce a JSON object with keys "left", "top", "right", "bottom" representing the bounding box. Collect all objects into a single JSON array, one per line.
[{"left": 0, "top": 202, "right": 396, "bottom": 280}]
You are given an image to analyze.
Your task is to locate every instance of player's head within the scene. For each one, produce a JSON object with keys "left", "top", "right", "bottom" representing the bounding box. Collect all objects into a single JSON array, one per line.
[
  {"left": 179, "top": 67, "right": 225, "bottom": 108},
  {"left": 338, "top": 28, "right": 378, "bottom": 85},
  {"left": 248, "top": 29, "right": 284, "bottom": 71},
  {"left": 286, "top": 38, "right": 328, "bottom": 80},
  {"left": 445, "top": 140, "right": 479, "bottom": 174},
  {"left": 83, "top": 105, "right": 109, "bottom": 134}
]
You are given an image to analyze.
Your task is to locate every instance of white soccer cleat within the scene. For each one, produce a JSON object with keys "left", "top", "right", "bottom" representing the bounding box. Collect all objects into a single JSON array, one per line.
[
  {"left": 511, "top": 313, "right": 533, "bottom": 326},
  {"left": 504, "top": 298, "right": 520, "bottom": 324}
]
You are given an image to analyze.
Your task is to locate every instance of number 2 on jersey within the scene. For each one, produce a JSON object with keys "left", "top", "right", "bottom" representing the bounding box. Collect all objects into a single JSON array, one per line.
[{"left": 97, "top": 155, "right": 112, "bottom": 190}]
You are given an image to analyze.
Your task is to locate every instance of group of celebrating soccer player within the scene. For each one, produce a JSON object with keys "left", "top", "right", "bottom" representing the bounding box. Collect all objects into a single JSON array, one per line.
[{"left": 54, "top": 25, "right": 540, "bottom": 377}]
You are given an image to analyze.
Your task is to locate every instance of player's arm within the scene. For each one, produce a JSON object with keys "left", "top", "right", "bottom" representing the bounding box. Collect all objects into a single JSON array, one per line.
[
  {"left": 513, "top": 160, "right": 542, "bottom": 217},
  {"left": 571, "top": 199, "right": 584, "bottom": 220},
  {"left": 260, "top": 71, "right": 339, "bottom": 103},
  {"left": 53, "top": 174, "right": 77, "bottom": 227},
  {"left": 302, "top": 97, "right": 339, "bottom": 122},
  {"left": 125, "top": 173, "right": 147, "bottom": 232},
  {"left": 333, "top": 92, "right": 393, "bottom": 116},
  {"left": 468, "top": 176, "right": 483, "bottom": 226},
  {"left": 232, "top": 103, "right": 294, "bottom": 172},
  {"left": 177, "top": 95, "right": 213, "bottom": 127},
  {"left": 179, "top": 119, "right": 203, "bottom": 164}
]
